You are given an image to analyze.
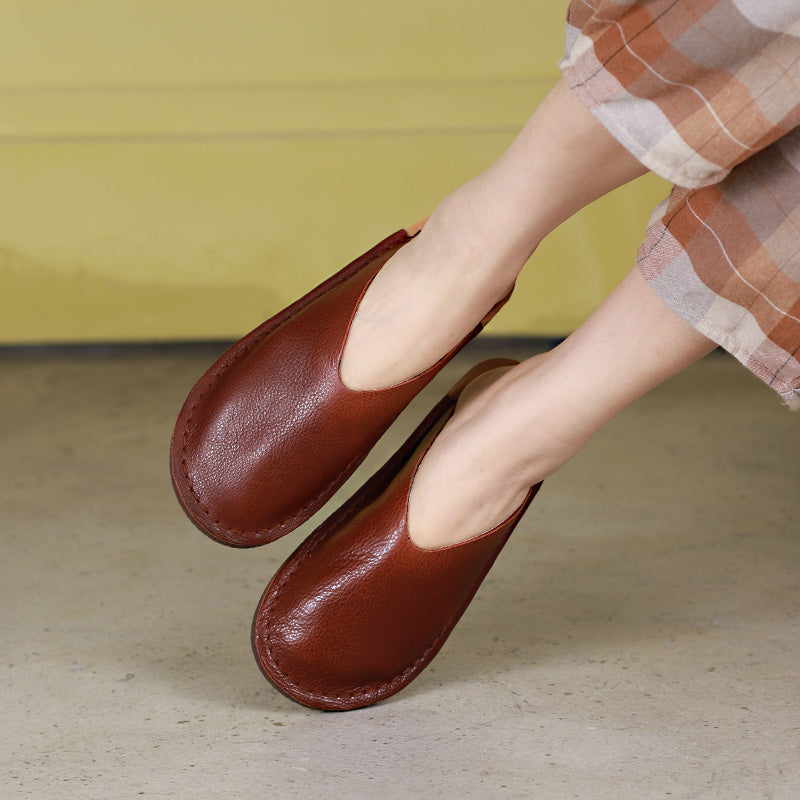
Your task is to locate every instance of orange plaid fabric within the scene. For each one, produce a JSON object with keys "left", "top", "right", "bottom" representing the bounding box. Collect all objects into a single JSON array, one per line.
[{"left": 562, "top": 0, "right": 800, "bottom": 408}]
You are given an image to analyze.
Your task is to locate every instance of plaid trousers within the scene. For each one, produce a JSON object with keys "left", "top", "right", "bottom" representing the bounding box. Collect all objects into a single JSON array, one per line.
[{"left": 561, "top": 0, "right": 800, "bottom": 409}]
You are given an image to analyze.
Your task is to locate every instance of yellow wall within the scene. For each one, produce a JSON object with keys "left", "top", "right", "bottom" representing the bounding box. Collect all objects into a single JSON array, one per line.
[{"left": 0, "top": 1, "right": 669, "bottom": 343}]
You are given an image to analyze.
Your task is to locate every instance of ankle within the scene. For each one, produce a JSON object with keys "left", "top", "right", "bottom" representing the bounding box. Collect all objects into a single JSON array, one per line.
[
  {"left": 449, "top": 355, "right": 597, "bottom": 490},
  {"left": 426, "top": 181, "right": 541, "bottom": 289}
]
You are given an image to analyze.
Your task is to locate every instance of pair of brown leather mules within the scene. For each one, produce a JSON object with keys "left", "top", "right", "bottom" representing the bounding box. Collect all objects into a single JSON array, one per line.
[{"left": 170, "top": 227, "right": 542, "bottom": 711}]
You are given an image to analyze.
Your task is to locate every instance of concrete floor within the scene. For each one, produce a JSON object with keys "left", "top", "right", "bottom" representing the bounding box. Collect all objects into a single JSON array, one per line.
[{"left": 1, "top": 341, "right": 798, "bottom": 799}]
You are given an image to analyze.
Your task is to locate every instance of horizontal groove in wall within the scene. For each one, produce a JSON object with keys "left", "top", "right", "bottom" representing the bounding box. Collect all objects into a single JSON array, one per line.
[
  {"left": 0, "top": 79, "right": 551, "bottom": 143},
  {"left": 0, "top": 126, "right": 523, "bottom": 146},
  {"left": 0, "top": 76, "right": 553, "bottom": 93}
]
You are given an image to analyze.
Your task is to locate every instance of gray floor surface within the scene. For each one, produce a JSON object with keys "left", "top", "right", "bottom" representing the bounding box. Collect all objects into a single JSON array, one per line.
[{"left": 1, "top": 341, "right": 798, "bottom": 799}]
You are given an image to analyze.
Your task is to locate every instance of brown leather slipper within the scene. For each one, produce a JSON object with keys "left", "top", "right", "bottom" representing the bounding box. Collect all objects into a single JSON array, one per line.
[
  {"left": 170, "top": 228, "right": 511, "bottom": 548},
  {"left": 252, "top": 360, "right": 542, "bottom": 710}
]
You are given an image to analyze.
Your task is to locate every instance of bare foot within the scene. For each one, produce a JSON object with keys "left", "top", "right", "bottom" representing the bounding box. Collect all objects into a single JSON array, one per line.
[
  {"left": 407, "top": 354, "right": 585, "bottom": 550},
  {"left": 407, "top": 264, "right": 718, "bottom": 551},
  {"left": 339, "top": 192, "right": 523, "bottom": 391}
]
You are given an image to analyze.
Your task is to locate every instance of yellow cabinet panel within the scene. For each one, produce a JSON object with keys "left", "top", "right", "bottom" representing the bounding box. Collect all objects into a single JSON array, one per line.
[{"left": 0, "top": 2, "right": 670, "bottom": 343}]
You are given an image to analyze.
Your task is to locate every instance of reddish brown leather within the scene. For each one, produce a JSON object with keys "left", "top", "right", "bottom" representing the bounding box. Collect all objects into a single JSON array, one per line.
[
  {"left": 171, "top": 229, "right": 500, "bottom": 547},
  {"left": 252, "top": 367, "right": 542, "bottom": 711}
]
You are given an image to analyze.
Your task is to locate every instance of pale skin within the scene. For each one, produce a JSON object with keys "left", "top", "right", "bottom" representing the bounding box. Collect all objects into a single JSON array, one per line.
[{"left": 339, "top": 79, "right": 717, "bottom": 549}]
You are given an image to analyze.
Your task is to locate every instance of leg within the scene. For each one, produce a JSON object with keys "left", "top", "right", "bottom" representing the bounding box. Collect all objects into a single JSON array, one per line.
[
  {"left": 408, "top": 265, "right": 717, "bottom": 549},
  {"left": 340, "top": 79, "right": 647, "bottom": 391}
]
